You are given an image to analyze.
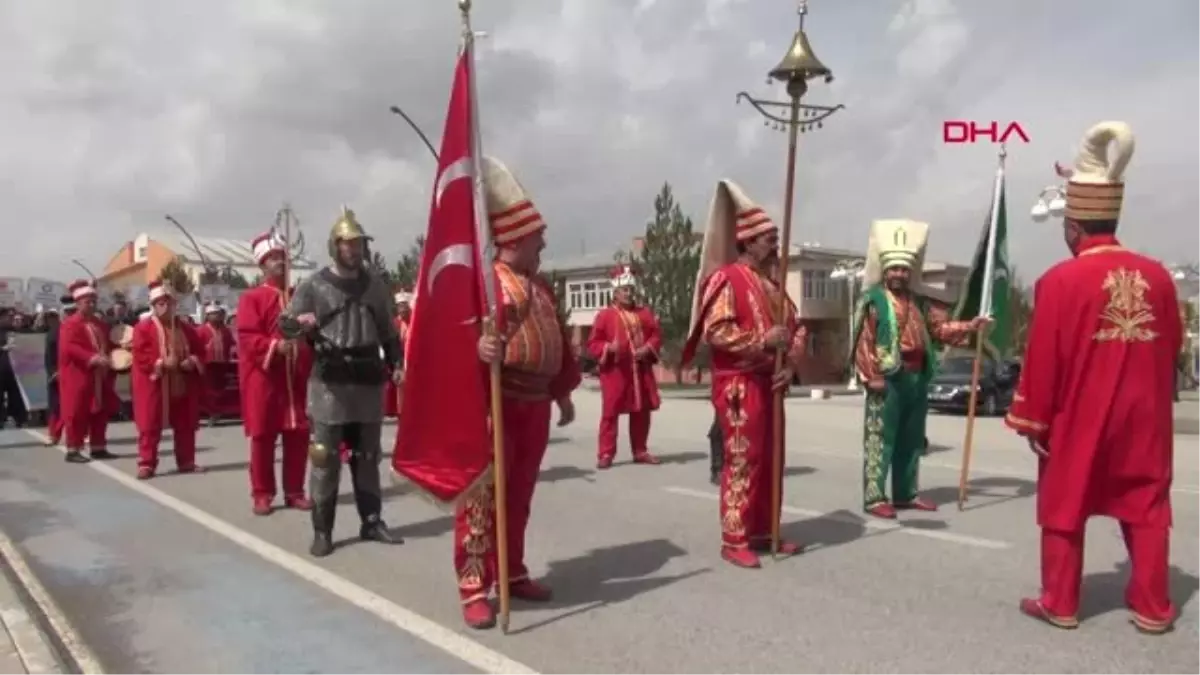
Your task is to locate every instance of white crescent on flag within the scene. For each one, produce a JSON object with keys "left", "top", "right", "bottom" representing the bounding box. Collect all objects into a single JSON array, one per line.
[{"left": 426, "top": 155, "right": 476, "bottom": 295}]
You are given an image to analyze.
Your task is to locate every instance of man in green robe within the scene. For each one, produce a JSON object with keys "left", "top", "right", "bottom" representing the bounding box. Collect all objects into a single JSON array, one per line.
[{"left": 850, "top": 219, "right": 987, "bottom": 519}]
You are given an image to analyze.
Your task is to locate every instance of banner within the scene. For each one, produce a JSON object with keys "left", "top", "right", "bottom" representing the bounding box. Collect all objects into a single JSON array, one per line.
[
  {"left": 0, "top": 277, "right": 25, "bottom": 309},
  {"left": 8, "top": 333, "right": 133, "bottom": 411},
  {"left": 25, "top": 278, "right": 67, "bottom": 310}
]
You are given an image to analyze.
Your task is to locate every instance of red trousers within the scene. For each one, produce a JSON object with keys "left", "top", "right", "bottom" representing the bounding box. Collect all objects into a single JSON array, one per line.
[
  {"left": 47, "top": 414, "right": 64, "bottom": 444},
  {"left": 1040, "top": 524, "right": 1174, "bottom": 625},
  {"left": 454, "top": 397, "right": 551, "bottom": 603},
  {"left": 713, "top": 373, "right": 781, "bottom": 549},
  {"left": 65, "top": 410, "right": 109, "bottom": 452},
  {"left": 597, "top": 410, "right": 651, "bottom": 461},
  {"left": 249, "top": 430, "right": 309, "bottom": 499},
  {"left": 137, "top": 398, "right": 197, "bottom": 471}
]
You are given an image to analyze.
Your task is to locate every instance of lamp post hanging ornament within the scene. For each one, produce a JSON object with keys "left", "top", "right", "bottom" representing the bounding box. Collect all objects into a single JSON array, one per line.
[{"left": 736, "top": 0, "right": 843, "bottom": 558}]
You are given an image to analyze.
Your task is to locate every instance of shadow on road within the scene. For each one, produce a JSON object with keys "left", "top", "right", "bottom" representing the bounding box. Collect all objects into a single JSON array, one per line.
[
  {"left": 509, "top": 538, "right": 708, "bottom": 634},
  {"left": 538, "top": 465, "right": 596, "bottom": 484},
  {"left": 783, "top": 508, "right": 876, "bottom": 550},
  {"left": 1079, "top": 561, "right": 1200, "bottom": 623},
  {"left": 922, "top": 476, "right": 1036, "bottom": 511},
  {"left": 784, "top": 465, "right": 817, "bottom": 478}
]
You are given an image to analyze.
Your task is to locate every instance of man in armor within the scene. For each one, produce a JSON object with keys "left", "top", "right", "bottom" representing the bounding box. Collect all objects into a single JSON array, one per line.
[{"left": 282, "top": 207, "right": 405, "bottom": 557}]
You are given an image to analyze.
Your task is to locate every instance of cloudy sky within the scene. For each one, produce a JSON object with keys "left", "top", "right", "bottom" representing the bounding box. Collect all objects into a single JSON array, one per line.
[{"left": 1, "top": 0, "right": 1196, "bottom": 284}]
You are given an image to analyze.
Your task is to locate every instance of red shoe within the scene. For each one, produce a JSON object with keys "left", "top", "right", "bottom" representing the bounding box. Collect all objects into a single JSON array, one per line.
[
  {"left": 1130, "top": 611, "right": 1174, "bottom": 635},
  {"left": 510, "top": 579, "right": 553, "bottom": 602},
  {"left": 1019, "top": 597, "right": 1079, "bottom": 629},
  {"left": 136, "top": 467, "right": 155, "bottom": 480},
  {"left": 720, "top": 547, "right": 761, "bottom": 569},
  {"left": 750, "top": 539, "right": 805, "bottom": 556},
  {"left": 252, "top": 498, "right": 273, "bottom": 516},
  {"left": 632, "top": 453, "right": 661, "bottom": 465},
  {"left": 462, "top": 599, "right": 496, "bottom": 630},
  {"left": 596, "top": 456, "right": 613, "bottom": 470},
  {"left": 285, "top": 495, "right": 314, "bottom": 511},
  {"left": 896, "top": 497, "right": 938, "bottom": 512},
  {"left": 865, "top": 503, "right": 897, "bottom": 519}
]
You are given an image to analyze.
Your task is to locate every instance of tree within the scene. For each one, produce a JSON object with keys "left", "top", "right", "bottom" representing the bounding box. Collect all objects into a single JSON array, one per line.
[
  {"left": 198, "top": 267, "right": 221, "bottom": 286},
  {"left": 538, "top": 270, "right": 572, "bottom": 329},
  {"left": 369, "top": 251, "right": 393, "bottom": 286},
  {"left": 393, "top": 235, "right": 426, "bottom": 290},
  {"left": 219, "top": 266, "right": 251, "bottom": 290},
  {"left": 631, "top": 182, "right": 701, "bottom": 381},
  {"left": 1006, "top": 269, "right": 1034, "bottom": 355},
  {"left": 158, "top": 257, "right": 195, "bottom": 295}
]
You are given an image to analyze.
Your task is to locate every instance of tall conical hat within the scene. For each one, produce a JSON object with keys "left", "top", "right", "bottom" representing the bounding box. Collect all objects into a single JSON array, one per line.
[
  {"left": 862, "top": 219, "right": 935, "bottom": 296},
  {"left": 482, "top": 157, "right": 547, "bottom": 246},
  {"left": 1055, "top": 121, "right": 1135, "bottom": 222}
]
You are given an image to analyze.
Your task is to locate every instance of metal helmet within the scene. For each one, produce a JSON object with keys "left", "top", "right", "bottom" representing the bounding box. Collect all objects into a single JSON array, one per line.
[{"left": 327, "top": 205, "right": 373, "bottom": 258}]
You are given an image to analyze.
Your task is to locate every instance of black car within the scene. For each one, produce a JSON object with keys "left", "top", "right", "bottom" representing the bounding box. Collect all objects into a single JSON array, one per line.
[{"left": 927, "top": 354, "right": 1020, "bottom": 416}]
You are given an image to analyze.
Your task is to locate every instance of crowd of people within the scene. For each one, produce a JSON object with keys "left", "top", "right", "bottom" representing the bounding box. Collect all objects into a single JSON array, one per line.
[{"left": 6, "top": 120, "right": 1184, "bottom": 636}]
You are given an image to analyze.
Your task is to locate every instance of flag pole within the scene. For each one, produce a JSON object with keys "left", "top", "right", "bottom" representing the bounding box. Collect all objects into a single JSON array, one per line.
[
  {"left": 957, "top": 144, "right": 1006, "bottom": 510},
  {"left": 459, "top": 0, "right": 512, "bottom": 634}
]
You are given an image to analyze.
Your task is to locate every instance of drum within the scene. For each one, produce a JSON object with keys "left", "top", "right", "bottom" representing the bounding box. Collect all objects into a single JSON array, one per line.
[
  {"left": 110, "top": 348, "right": 134, "bottom": 373},
  {"left": 110, "top": 324, "right": 134, "bottom": 349}
]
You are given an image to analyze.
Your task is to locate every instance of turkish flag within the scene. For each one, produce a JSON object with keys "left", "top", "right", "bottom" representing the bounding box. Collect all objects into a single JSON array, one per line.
[{"left": 391, "top": 48, "right": 492, "bottom": 504}]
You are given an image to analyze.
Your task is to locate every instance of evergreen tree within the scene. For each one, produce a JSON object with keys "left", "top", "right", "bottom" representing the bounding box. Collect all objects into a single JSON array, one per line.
[
  {"left": 632, "top": 182, "right": 701, "bottom": 381},
  {"left": 157, "top": 258, "right": 195, "bottom": 295}
]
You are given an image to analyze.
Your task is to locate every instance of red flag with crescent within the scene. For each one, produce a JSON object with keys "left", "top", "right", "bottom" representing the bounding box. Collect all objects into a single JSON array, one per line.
[{"left": 391, "top": 49, "right": 492, "bottom": 504}]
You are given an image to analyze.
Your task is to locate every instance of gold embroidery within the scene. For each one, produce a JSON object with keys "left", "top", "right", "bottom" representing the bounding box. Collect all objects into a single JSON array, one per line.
[
  {"left": 457, "top": 482, "right": 493, "bottom": 594},
  {"left": 720, "top": 378, "right": 751, "bottom": 546},
  {"left": 1093, "top": 268, "right": 1158, "bottom": 343},
  {"left": 863, "top": 394, "right": 887, "bottom": 505}
]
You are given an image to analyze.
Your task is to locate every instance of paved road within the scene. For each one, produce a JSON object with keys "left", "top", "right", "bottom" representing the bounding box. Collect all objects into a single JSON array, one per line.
[{"left": 0, "top": 389, "right": 1196, "bottom": 673}]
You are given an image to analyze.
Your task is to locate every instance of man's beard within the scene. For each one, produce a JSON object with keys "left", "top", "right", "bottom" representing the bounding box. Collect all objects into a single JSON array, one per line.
[
  {"left": 335, "top": 254, "right": 362, "bottom": 272},
  {"left": 886, "top": 278, "right": 909, "bottom": 293}
]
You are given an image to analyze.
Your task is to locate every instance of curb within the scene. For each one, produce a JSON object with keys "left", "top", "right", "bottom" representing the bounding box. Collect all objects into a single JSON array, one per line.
[{"left": 0, "top": 530, "right": 105, "bottom": 674}]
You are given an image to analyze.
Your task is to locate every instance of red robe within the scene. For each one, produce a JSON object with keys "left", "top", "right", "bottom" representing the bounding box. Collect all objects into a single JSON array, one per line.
[
  {"left": 235, "top": 282, "right": 313, "bottom": 437},
  {"left": 198, "top": 322, "right": 234, "bottom": 362},
  {"left": 56, "top": 313, "right": 120, "bottom": 444},
  {"left": 683, "top": 261, "right": 805, "bottom": 552},
  {"left": 587, "top": 304, "right": 662, "bottom": 417},
  {"left": 1005, "top": 236, "right": 1181, "bottom": 532},
  {"left": 454, "top": 261, "right": 582, "bottom": 603},
  {"left": 131, "top": 316, "right": 205, "bottom": 433},
  {"left": 384, "top": 316, "right": 410, "bottom": 418}
]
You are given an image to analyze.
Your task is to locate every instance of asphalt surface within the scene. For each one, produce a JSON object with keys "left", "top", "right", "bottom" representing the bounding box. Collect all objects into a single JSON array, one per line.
[{"left": 0, "top": 389, "right": 1196, "bottom": 673}]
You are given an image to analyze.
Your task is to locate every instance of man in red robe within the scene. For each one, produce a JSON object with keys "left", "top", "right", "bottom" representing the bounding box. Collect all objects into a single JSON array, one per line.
[
  {"left": 1008, "top": 121, "right": 1182, "bottom": 634},
  {"left": 462, "top": 157, "right": 582, "bottom": 629},
  {"left": 586, "top": 265, "right": 662, "bottom": 468},
  {"left": 681, "top": 180, "right": 809, "bottom": 569},
  {"left": 198, "top": 303, "right": 236, "bottom": 422},
  {"left": 237, "top": 232, "right": 314, "bottom": 516},
  {"left": 131, "top": 281, "right": 207, "bottom": 479},
  {"left": 384, "top": 290, "right": 412, "bottom": 419},
  {"left": 57, "top": 280, "right": 119, "bottom": 464}
]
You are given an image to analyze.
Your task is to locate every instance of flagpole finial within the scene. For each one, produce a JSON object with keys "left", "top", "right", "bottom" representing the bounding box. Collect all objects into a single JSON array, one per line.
[
  {"left": 458, "top": 0, "right": 471, "bottom": 18},
  {"left": 998, "top": 142, "right": 1007, "bottom": 163}
]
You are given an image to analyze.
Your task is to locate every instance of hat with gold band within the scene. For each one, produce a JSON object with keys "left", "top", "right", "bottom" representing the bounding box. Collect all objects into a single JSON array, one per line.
[{"left": 1058, "top": 121, "right": 1135, "bottom": 222}]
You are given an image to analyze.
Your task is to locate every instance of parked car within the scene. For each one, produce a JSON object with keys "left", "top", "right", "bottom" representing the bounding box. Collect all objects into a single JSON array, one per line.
[{"left": 927, "top": 354, "right": 1020, "bottom": 416}]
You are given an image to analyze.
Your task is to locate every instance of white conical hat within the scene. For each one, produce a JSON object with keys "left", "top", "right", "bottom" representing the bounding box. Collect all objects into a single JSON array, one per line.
[
  {"left": 1057, "top": 121, "right": 1134, "bottom": 221},
  {"left": 862, "top": 219, "right": 934, "bottom": 295},
  {"left": 482, "top": 156, "right": 547, "bottom": 246}
]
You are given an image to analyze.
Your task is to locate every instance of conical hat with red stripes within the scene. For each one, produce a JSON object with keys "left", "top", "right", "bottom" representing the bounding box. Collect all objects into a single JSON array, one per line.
[{"left": 482, "top": 157, "right": 547, "bottom": 246}]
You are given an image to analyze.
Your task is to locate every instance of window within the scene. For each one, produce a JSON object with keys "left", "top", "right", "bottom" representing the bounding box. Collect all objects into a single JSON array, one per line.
[
  {"left": 566, "top": 280, "right": 613, "bottom": 310},
  {"left": 802, "top": 269, "right": 836, "bottom": 300},
  {"left": 568, "top": 283, "right": 583, "bottom": 310}
]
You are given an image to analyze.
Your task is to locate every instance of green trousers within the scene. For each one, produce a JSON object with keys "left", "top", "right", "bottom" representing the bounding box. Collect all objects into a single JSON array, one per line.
[{"left": 862, "top": 371, "right": 929, "bottom": 508}]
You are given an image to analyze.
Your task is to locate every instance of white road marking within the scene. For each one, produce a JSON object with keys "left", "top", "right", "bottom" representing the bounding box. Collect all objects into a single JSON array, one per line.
[
  {"left": 663, "top": 486, "right": 1012, "bottom": 550},
  {"left": 0, "top": 528, "right": 104, "bottom": 674},
  {"left": 787, "top": 446, "right": 1200, "bottom": 496},
  {"left": 21, "top": 430, "right": 536, "bottom": 675}
]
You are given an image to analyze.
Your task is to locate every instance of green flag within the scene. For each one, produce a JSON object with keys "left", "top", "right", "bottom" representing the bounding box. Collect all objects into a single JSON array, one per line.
[{"left": 952, "top": 171, "right": 1011, "bottom": 359}]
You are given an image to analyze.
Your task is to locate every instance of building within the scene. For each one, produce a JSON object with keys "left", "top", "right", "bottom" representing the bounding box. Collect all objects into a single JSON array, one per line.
[
  {"left": 95, "top": 231, "right": 319, "bottom": 297},
  {"left": 542, "top": 238, "right": 969, "bottom": 385}
]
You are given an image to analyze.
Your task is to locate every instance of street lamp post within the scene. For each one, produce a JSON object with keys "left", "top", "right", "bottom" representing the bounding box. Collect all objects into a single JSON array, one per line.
[
  {"left": 70, "top": 258, "right": 97, "bottom": 282},
  {"left": 831, "top": 259, "right": 865, "bottom": 389},
  {"left": 738, "top": 0, "right": 842, "bottom": 557},
  {"left": 388, "top": 105, "right": 440, "bottom": 162}
]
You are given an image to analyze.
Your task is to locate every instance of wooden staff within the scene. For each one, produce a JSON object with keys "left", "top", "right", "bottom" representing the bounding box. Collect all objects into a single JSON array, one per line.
[
  {"left": 485, "top": 319, "right": 511, "bottom": 633},
  {"left": 956, "top": 327, "right": 987, "bottom": 509},
  {"left": 769, "top": 91, "right": 803, "bottom": 557},
  {"left": 277, "top": 205, "right": 298, "bottom": 428}
]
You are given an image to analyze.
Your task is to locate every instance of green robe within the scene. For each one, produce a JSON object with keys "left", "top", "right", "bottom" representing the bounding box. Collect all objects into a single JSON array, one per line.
[{"left": 850, "top": 285, "right": 939, "bottom": 508}]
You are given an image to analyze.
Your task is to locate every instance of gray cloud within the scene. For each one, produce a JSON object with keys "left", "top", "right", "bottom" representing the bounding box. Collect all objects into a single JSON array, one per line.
[{"left": 1, "top": 0, "right": 1196, "bottom": 284}]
